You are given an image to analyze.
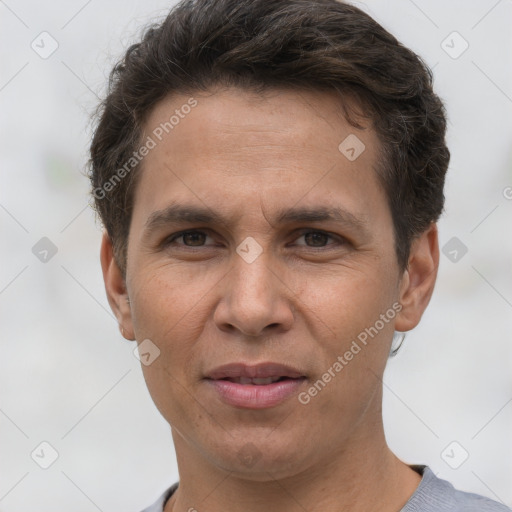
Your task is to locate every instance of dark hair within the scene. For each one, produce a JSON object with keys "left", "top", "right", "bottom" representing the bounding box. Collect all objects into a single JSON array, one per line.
[{"left": 89, "top": 0, "right": 450, "bottom": 274}]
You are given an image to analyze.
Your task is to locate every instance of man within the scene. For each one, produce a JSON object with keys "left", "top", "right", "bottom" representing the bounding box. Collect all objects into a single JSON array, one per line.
[{"left": 89, "top": 0, "right": 511, "bottom": 510}]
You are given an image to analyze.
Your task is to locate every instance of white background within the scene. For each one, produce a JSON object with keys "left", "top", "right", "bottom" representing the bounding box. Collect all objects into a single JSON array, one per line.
[{"left": 1, "top": 0, "right": 511, "bottom": 510}]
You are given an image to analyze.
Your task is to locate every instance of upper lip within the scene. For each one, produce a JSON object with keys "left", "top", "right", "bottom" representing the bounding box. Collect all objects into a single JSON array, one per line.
[{"left": 205, "top": 362, "right": 306, "bottom": 380}]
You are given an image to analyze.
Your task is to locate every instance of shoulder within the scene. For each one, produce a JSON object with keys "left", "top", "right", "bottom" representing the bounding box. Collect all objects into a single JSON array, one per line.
[{"left": 402, "top": 466, "right": 512, "bottom": 512}]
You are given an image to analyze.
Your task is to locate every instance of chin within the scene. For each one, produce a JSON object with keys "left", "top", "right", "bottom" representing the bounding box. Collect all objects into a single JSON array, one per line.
[{"left": 207, "top": 435, "right": 313, "bottom": 481}]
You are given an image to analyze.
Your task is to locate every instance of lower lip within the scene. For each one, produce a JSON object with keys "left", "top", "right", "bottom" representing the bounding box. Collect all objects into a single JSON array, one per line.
[{"left": 205, "top": 378, "right": 306, "bottom": 409}]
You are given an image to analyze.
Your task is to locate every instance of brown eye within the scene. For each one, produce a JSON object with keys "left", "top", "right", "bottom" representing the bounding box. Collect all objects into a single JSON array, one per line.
[
  {"left": 294, "top": 230, "right": 342, "bottom": 249},
  {"left": 165, "top": 230, "right": 211, "bottom": 248},
  {"left": 181, "top": 231, "right": 207, "bottom": 246},
  {"left": 303, "top": 231, "right": 330, "bottom": 247}
]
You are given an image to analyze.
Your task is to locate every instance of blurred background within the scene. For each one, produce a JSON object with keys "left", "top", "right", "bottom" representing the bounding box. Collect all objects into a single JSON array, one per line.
[{"left": 1, "top": 0, "right": 511, "bottom": 510}]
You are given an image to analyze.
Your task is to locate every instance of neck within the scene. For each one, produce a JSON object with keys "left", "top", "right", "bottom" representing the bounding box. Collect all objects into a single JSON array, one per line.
[{"left": 164, "top": 419, "right": 421, "bottom": 512}]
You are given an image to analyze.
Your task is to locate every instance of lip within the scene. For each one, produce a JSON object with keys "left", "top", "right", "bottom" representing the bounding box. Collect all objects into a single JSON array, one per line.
[
  {"left": 205, "top": 377, "right": 306, "bottom": 409},
  {"left": 204, "top": 362, "right": 307, "bottom": 409},
  {"left": 205, "top": 362, "right": 305, "bottom": 380}
]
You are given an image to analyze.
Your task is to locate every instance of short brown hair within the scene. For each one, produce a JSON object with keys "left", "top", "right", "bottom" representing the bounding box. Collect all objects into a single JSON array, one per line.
[{"left": 89, "top": 0, "right": 450, "bottom": 274}]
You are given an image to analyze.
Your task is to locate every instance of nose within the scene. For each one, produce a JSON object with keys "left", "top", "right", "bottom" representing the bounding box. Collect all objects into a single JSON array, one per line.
[{"left": 213, "top": 252, "right": 295, "bottom": 337}]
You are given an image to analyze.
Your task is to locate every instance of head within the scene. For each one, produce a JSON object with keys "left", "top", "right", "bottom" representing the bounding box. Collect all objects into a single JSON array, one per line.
[{"left": 91, "top": 0, "right": 449, "bottom": 479}]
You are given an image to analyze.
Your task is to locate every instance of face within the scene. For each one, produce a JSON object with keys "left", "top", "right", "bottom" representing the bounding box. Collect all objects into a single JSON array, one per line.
[{"left": 101, "top": 87, "right": 438, "bottom": 480}]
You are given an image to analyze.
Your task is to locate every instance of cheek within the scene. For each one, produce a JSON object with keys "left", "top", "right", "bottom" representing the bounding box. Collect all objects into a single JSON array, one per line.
[
  {"left": 128, "top": 267, "right": 215, "bottom": 397},
  {"left": 296, "top": 265, "right": 398, "bottom": 410},
  {"left": 303, "top": 292, "right": 393, "bottom": 436},
  {"left": 129, "top": 269, "right": 214, "bottom": 424},
  {"left": 298, "top": 264, "right": 398, "bottom": 341},
  {"left": 129, "top": 264, "right": 215, "bottom": 338}
]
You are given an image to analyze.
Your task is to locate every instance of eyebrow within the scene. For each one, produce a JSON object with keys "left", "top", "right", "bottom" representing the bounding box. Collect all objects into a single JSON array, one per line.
[{"left": 143, "top": 203, "right": 370, "bottom": 238}]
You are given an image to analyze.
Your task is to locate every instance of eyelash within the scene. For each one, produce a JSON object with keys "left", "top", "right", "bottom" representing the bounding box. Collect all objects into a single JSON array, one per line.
[{"left": 163, "top": 229, "right": 345, "bottom": 251}]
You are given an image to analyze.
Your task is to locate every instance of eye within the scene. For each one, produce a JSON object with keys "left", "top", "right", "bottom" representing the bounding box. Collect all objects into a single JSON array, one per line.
[
  {"left": 164, "top": 230, "right": 213, "bottom": 247},
  {"left": 162, "top": 229, "right": 346, "bottom": 252},
  {"left": 293, "top": 230, "right": 344, "bottom": 249}
]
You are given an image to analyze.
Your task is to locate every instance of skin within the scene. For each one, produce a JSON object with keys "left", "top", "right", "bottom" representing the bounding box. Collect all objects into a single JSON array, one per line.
[{"left": 101, "top": 87, "right": 439, "bottom": 512}]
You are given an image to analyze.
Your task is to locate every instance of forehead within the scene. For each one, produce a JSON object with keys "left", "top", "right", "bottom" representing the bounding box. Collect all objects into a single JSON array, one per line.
[
  {"left": 143, "top": 87, "right": 375, "bottom": 164},
  {"left": 130, "top": 87, "right": 388, "bottom": 234}
]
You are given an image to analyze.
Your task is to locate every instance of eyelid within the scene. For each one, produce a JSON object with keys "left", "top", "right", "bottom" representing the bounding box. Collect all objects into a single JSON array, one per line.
[{"left": 290, "top": 228, "right": 345, "bottom": 247}]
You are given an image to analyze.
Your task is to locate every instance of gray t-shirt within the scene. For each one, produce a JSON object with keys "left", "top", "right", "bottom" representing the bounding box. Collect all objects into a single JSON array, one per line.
[{"left": 140, "top": 465, "right": 511, "bottom": 512}]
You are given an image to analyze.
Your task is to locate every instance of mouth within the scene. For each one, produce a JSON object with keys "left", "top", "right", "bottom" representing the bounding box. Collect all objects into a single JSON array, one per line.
[
  {"left": 205, "top": 361, "right": 306, "bottom": 380},
  {"left": 204, "top": 362, "right": 307, "bottom": 409},
  {"left": 218, "top": 376, "right": 296, "bottom": 385}
]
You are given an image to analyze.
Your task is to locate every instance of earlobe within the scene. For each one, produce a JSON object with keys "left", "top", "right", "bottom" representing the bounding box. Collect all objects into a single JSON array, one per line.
[
  {"left": 99, "top": 231, "right": 135, "bottom": 340},
  {"left": 394, "top": 223, "right": 439, "bottom": 332}
]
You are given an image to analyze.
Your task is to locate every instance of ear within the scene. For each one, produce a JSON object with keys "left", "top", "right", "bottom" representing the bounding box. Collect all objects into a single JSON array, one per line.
[
  {"left": 100, "top": 230, "right": 135, "bottom": 340},
  {"left": 395, "top": 223, "right": 439, "bottom": 332}
]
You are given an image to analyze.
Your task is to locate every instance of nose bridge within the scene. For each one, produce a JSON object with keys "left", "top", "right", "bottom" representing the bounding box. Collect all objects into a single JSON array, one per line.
[
  {"left": 215, "top": 245, "right": 293, "bottom": 336},
  {"left": 230, "top": 246, "right": 274, "bottom": 306}
]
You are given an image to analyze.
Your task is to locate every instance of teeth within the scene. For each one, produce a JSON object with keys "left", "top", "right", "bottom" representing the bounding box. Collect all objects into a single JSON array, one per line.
[{"left": 230, "top": 376, "right": 282, "bottom": 385}]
